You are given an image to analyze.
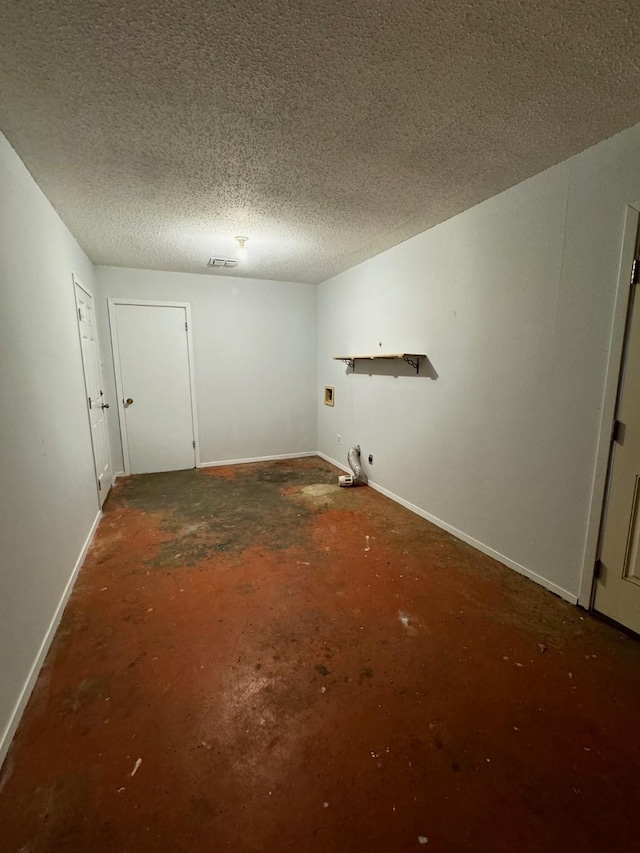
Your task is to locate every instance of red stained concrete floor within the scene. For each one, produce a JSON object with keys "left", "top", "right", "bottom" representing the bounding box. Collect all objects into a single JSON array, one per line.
[{"left": 1, "top": 457, "right": 640, "bottom": 852}]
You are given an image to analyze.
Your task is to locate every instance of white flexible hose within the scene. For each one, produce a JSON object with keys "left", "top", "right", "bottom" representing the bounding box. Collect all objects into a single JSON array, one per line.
[{"left": 338, "top": 445, "right": 368, "bottom": 487}]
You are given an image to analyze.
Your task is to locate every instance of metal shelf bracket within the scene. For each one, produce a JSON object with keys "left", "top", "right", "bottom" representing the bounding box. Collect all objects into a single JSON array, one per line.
[{"left": 403, "top": 356, "right": 420, "bottom": 374}]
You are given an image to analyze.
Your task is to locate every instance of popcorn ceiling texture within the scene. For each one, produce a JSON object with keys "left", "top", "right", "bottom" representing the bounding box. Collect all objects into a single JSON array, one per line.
[{"left": 0, "top": 0, "right": 639, "bottom": 284}]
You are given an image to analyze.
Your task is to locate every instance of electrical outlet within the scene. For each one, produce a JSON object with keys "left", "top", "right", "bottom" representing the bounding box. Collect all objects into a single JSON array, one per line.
[
  {"left": 368, "top": 454, "right": 373, "bottom": 464},
  {"left": 337, "top": 434, "right": 341, "bottom": 445}
]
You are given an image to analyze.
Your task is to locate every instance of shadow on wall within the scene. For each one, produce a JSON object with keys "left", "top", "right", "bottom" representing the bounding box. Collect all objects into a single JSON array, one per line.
[{"left": 340, "top": 357, "right": 438, "bottom": 379}]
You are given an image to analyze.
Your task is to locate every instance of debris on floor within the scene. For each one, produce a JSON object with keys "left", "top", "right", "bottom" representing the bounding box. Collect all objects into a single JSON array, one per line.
[{"left": 1, "top": 458, "right": 639, "bottom": 852}]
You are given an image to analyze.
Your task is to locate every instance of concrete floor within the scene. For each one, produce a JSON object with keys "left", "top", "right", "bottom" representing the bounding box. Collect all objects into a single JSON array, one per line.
[{"left": 1, "top": 457, "right": 640, "bottom": 852}]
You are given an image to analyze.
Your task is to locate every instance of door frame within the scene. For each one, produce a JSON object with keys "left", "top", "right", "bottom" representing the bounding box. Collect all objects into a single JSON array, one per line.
[
  {"left": 579, "top": 204, "right": 640, "bottom": 607},
  {"left": 73, "top": 273, "right": 113, "bottom": 504},
  {"left": 107, "top": 298, "right": 201, "bottom": 476}
]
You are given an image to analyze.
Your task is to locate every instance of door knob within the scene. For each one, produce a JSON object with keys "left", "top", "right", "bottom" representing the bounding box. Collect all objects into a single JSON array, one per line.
[
  {"left": 101, "top": 402, "right": 110, "bottom": 409},
  {"left": 124, "top": 397, "right": 134, "bottom": 407}
]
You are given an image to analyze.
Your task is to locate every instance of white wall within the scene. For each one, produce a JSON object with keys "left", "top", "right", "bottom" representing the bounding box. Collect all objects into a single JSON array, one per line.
[
  {"left": 0, "top": 133, "right": 100, "bottom": 764},
  {"left": 318, "top": 122, "right": 640, "bottom": 604},
  {"left": 3, "top": 115, "right": 640, "bottom": 770},
  {"left": 95, "top": 267, "right": 317, "bottom": 470}
]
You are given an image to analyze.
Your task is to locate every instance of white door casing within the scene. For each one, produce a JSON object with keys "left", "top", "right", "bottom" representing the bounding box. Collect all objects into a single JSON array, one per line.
[
  {"left": 594, "top": 236, "right": 640, "bottom": 634},
  {"left": 74, "top": 277, "right": 113, "bottom": 505},
  {"left": 108, "top": 300, "right": 199, "bottom": 475}
]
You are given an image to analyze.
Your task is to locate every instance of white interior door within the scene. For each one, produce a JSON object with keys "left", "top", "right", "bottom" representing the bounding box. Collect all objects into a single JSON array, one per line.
[
  {"left": 75, "top": 280, "right": 113, "bottom": 505},
  {"left": 594, "top": 248, "right": 640, "bottom": 633},
  {"left": 111, "top": 302, "right": 196, "bottom": 474}
]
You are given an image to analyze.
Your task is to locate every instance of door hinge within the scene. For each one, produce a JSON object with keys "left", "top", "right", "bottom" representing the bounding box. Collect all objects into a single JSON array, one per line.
[
  {"left": 98, "top": 480, "right": 102, "bottom": 491},
  {"left": 77, "top": 307, "right": 82, "bottom": 321},
  {"left": 612, "top": 419, "right": 625, "bottom": 444},
  {"left": 631, "top": 258, "right": 639, "bottom": 287},
  {"left": 593, "top": 558, "right": 602, "bottom": 579},
  {"left": 192, "top": 440, "right": 196, "bottom": 449},
  {"left": 185, "top": 321, "right": 188, "bottom": 331}
]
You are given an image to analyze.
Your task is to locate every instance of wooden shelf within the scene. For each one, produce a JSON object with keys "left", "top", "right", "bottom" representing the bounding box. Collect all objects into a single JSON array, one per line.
[{"left": 333, "top": 353, "right": 426, "bottom": 374}]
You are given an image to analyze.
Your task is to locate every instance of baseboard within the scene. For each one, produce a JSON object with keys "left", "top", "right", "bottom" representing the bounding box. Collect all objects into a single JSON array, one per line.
[
  {"left": 199, "top": 451, "right": 317, "bottom": 469},
  {"left": 318, "top": 452, "right": 351, "bottom": 475},
  {"left": 317, "top": 452, "right": 577, "bottom": 605},
  {"left": 0, "top": 509, "right": 102, "bottom": 770},
  {"left": 112, "top": 471, "right": 125, "bottom": 485}
]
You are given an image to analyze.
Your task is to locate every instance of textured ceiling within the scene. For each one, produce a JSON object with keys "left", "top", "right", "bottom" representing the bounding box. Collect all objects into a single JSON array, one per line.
[{"left": 1, "top": 1, "right": 640, "bottom": 284}]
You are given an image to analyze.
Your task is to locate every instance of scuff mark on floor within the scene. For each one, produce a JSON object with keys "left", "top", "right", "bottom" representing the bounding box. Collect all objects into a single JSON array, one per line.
[{"left": 398, "top": 610, "right": 419, "bottom": 636}]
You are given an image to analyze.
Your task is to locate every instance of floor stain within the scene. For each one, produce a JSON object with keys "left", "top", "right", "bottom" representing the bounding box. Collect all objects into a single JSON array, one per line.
[
  {"left": 112, "top": 459, "right": 338, "bottom": 566},
  {"left": 1, "top": 457, "right": 639, "bottom": 853}
]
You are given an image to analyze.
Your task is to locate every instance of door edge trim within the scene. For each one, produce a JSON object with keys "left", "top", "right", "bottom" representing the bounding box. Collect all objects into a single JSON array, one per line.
[{"left": 579, "top": 205, "right": 640, "bottom": 608}]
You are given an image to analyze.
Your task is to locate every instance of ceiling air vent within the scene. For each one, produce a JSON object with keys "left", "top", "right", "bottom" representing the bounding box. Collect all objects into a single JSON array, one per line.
[{"left": 208, "top": 257, "right": 239, "bottom": 268}]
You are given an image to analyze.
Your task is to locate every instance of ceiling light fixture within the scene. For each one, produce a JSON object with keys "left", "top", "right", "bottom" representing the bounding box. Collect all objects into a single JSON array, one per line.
[{"left": 235, "top": 236, "right": 248, "bottom": 259}]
